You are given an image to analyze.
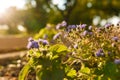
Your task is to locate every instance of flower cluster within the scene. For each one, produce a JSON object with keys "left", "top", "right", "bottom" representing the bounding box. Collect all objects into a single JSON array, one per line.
[
  {"left": 96, "top": 49, "right": 104, "bottom": 57},
  {"left": 27, "top": 37, "right": 49, "bottom": 49},
  {"left": 56, "top": 21, "right": 67, "bottom": 29},
  {"left": 27, "top": 37, "right": 39, "bottom": 49},
  {"left": 52, "top": 21, "right": 120, "bottom": 65},
  {"left": 24, "top": 21, "right": 120, "bottom": 80}
]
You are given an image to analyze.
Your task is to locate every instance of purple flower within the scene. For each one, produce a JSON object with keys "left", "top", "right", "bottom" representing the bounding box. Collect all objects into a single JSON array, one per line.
[
  {"left": 82, "top": 30, "right": 88, "bottom": 36},
  {"left": 28, "top": 37, "right": 34, "bottom": 42},
  {"left": 88, "top": 32, "right": 93, "bottom": 35},
  {"left": 96, "top": 52, "right": 101, "bottom": 57},
  {"left": 27, "top": 42, "right": 33, "bottom": 49},
  {"left": 27, "top": 41, "right": 39, "bottom": 49},
  {"left": 61, "top": 21, "right": 67, "bottom": 26},
  {"left": 56, "top": 23, "right": 61, "bottom": 30},
  {"left": 38, "top": 39, "right": 49, "bottom": 45},
  {"left": 96, "top": 49, "right": 104, "bottom": 57},
  {"left": 80, "top": 24, "right": 87, "bottom": 29},
  {"left": 105, "top": 23, "right": 111, "bottom": 28},
  {"left": 53, "top": 32, "right": 61, "bottom": 40},
  {"left": 32, "top": 41, "right": 39, "bottom": 48},
  {"left": 42, "top": 40, "right": 49, "bottom": 45},
  {"left": 67, "top": 25, "right": 76, "bottom": 29},
  {"left": 114, "top": 59, "right": 120, "bottom": 64},
  {"left": 112, "top": 37, "right": 119, "bottom": 42}
]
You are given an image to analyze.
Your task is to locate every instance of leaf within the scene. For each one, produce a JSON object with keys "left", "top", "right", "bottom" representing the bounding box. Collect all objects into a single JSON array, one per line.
[
  {"left": 36, "top": 68, "right": 65, "bottom": 80},
  {"left": 49, "top": 44, "right": 68, "bottom": 55},
  {"left": 103, "top": 62, "right": 117, "bottom": 77},
  {"left": 18, "top": 58, "right": 34, "bottom": 80},
  {"left": 67, "top": 69, "right": 77, "bottom": 78},
  {"left": 18, "top": 63, "right": 31, "bottom": 80},
  {"left": 80, "top": 67, "right": 90, "bottom": 74},
  {"left": 35, "top": 51, "right": 41, "bottom": 58},
  {"left": 51, "top": 55, "right": 59, "bottom": 60}
]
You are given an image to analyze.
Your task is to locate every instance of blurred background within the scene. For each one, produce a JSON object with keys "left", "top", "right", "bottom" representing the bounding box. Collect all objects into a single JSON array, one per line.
[{"left": 0, "top": 0, "right": 120, "bottom": 34}]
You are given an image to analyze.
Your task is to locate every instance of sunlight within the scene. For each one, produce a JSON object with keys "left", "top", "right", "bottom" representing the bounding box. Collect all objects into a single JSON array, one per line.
[
  {"left": 0, "top": 0, "right": 25, "bottom": 13},
  {"left": 52, "top": 0, "right": 66, "bottom": 10},
  {"left": 107, "top": 16, "right": 120, "bottom": 26},
  {"left": 17, "top": 25, "right": 26, "bottom": 32}
]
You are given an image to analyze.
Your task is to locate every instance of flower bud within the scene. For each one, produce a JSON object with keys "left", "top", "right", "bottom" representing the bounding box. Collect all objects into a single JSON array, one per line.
[
  {"left": 95, "top": 49, "right": 104, "bottom": 57},
  {"left": 53, "top": 32, "right": 61, "bottom": 40}
]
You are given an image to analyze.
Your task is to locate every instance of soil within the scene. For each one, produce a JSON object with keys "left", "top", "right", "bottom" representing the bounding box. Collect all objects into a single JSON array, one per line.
[{"left": 0, "top": 51, "right": 26, "bottom": 80}]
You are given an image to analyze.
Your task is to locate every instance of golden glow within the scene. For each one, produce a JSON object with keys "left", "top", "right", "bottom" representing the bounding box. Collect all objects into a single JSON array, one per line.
[
  {"left": 17, "top": 25, "right": 26, "bottom": 32},
  {"left": 0, "top": 0, "right": 25, "bottom": 13}
]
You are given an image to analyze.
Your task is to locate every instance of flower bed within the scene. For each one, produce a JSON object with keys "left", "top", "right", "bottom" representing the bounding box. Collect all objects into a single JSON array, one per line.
[{"left": 19, "top": 21, "right": 120, "bottom": 80}]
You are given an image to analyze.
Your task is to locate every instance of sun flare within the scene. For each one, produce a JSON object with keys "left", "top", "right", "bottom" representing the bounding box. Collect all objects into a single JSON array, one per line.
[{"left": 0, "top": 0, "right": 25, "bottom": 13}]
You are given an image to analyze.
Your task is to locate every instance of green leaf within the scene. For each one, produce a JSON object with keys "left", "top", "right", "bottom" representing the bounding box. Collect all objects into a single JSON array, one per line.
[
  {"left": 51, "top": 55, "right": 59, "bottom": 60},
  {"left": 18, "top": 63, "right": 31, "bottom": 80},
  {"left": 49, "top": 44, "right": 68, "bottom": 55},
  {"left": 103, "top": 62, "right": 117, "bottom": 78},
  {"left": 36, "top": 68, "right": 65, "bottom": 80},
  {"left": 18, "top": 58, "right": 34, "bottom": 80},
  {"left": 35, "top": 51, "right": 41, "bottom": 58},
  {"left": 67, "top": 69, "right": 77, "bottom": 78},
  {"left": 80, "top": 67, "right": 90, "bottom": 74}
]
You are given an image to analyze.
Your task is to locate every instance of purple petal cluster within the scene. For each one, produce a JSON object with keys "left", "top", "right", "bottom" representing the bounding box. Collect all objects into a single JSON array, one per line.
[
  {"left": 80, "top": 24, "right": 87, "bottom": 29},
  {"left": 56, "top": 23, "right": 61, "bottom": 30},
  {"left": 61, "top": 21, "right": 67, "bottom": 26},
  {"left": 38, "top": 39, "right": 49, "bottom": 45},
  {"left": 96, "top": 49, "right": 104, "bottom": 57},
  {"left": 89, "top": 32, "right": 93, "bottom": 35},
  {"left": 114, "top": 59, "right": 120, "bottom": 64},
  {"left": 112, "top": 37, "right": 119, "bottom": 42},
  {"left": 82, "top": 30, "right": 88, "bottom": 36},
  {"left": 67, "top": 25, "right": 77, "bottom": 29},
  {"left": 53, "top": 32, "right": 61, "bottom": 40},
  {"left": 28, "top": 37, "right": 34, "bottom": 42},
  {"left": 105, "top": 23, "right": 111, "bottom": 28},
  {"left": 82, "top": 30, "right": 93, "bottom": 36},
  {"left": 56, "top": 21, "right": 67, "bottom": 29},
  {"left": 27, "top": 40, "right": 39, "bottom": 49}
]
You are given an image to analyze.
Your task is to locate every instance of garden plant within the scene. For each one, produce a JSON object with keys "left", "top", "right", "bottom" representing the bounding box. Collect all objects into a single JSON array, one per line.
[{"left": 19, "top": 21, "right": 120, "bottom": 80}]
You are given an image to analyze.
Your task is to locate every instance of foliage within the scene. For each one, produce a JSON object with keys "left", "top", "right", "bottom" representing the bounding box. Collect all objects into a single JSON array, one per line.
[{"left": 19, "top": 21, "right": 120, "bottom": 80}]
